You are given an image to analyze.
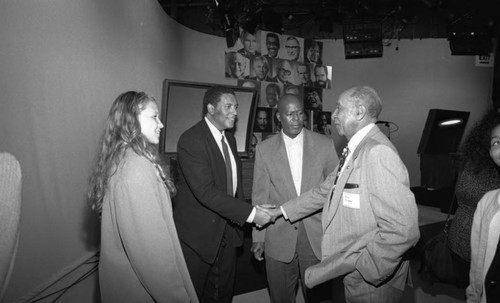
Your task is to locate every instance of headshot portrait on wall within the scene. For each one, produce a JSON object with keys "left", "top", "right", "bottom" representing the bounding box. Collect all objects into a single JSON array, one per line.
[
  {"left": 284, "top": 84, "right": 303, "bottom": 100},
  {"left": 247, "top": 55, "right": 273, "bottom": 82},
  {"left": 281, "top": 35, "right": 303, "bottom": 62},
  {"left": 312, "top": 64, "right": 332, "bottom": 89},
  {"left": 313, "top": 111, "right": 333, "bottom": 135},
  {"left": 272, "top": 108, "right": 281, "bottom": 134},
  {"left": 237, "top": 29, "right": 261, "bottom": 58},
  {"left": 238, "top": 79, "right": 261, "bottom": 90},
  {"left": 304, "top": 86, "right": 323, "bottom": 111},
  {"left": 261, "top": 30, "right": 281, "bottom": 61},
  {"left": 247, "top": 133, "right": 260, "bottom": 159},
  {"left": 296, "top": 62, "right": 314, "bottom": 87},
  {"left": 304, "top": 39, "right": 323, "bottom": 65},
  {"left": 225, "top": 51, "right": 249, "bottom": 79},
  {"left": 253, "top": 107, "right": 273, "bottom": 133},
  {"left": 261, "top": 82, "right": 282, "bottom": 108},
  {"left": 303, "top": 110, "right": 312, "bottom": 130},
  {"left": 271, "top": 59, "right": 296, "bottom": 85}
]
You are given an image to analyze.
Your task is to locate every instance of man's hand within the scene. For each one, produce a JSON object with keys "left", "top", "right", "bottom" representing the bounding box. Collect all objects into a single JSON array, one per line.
[
  {"left": 253, "top": 206, "right": 274, "bottom": 227},
  {"left": 259, "top": 204, "right": 283, "bottom": 220},
  {"left": 250, "top": 242, "right": 265, "bottom": 261}
]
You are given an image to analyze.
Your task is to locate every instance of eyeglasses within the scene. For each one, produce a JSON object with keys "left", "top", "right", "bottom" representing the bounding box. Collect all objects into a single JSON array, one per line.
[
  {"left": 279, "top": 68, "right": 292, "bottom": 76},
  {"left": 285, "top": 46, "right": 300, "bottom": 50}
]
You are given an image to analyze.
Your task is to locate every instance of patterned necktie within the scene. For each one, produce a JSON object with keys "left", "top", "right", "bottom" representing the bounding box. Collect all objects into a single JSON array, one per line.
[
  {"left": 221, "top": 135, "right": 233, "bottom": 196},
  {"left": 334, "top": 147, "right": 350, "bottom": 185}
]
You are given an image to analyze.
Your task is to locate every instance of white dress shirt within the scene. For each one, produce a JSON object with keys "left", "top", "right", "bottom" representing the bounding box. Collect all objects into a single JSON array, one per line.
[
  {"left": 204, "top": 117, "right": 256, "bottom": 222},
  {"left": 282, "top": 130, "right": 304, "bottom": 196},
  {"left": 204, "top": 117, "right": 237, "bottom": 196},
  {"left": 341, "top": 123, "right": 375, "bottom": 175}
]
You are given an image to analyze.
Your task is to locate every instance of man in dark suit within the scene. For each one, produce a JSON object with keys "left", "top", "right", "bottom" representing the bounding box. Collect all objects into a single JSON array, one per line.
[
  {"left": 251, "top": 94, "right": 340, "bottom": 302},
  {"left": 174, "top": 86, "right": 274, "bottom": 302}
]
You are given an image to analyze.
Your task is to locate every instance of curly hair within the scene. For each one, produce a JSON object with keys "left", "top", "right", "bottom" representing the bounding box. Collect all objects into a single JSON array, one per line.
[
  {"left": 459, "top": 108, "right": 500, "bottom": 173},
  {"left": 87, "top": 91, "right": 175, "bottom": 214}
]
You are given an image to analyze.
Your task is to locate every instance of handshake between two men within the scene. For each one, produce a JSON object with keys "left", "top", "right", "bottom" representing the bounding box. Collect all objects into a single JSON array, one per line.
[{"left": 252, "top": 204, "right": 283, "bottom": 228}]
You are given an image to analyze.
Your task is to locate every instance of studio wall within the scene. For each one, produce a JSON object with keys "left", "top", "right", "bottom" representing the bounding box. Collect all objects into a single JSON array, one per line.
[{"left": 0, "top": 0, "right": 494, "bottom": 301}]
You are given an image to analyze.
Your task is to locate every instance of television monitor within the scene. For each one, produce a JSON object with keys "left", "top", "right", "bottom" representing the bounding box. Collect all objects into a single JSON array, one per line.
[{"left": 417, "top": 109, "right": 470, "bottom": 154}]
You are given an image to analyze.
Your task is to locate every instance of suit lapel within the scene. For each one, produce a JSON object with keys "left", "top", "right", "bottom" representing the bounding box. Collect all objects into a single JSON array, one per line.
[
  {"left": 200, "top": 120, "right": 229, "bottom": 190},
  {"left": 272, "top": 133, "right": 299, "bottom": 198},
  {"left": 323, "top": 126, "right": 380, "bottom": 230},
  {"left": 226, "top": 131, "right": 243, "bottom": 196}
]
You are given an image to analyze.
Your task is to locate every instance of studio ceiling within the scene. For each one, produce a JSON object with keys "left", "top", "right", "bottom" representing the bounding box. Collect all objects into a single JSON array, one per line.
[{"left": 158, "top": 0, "right": 500, "bottom": 40}]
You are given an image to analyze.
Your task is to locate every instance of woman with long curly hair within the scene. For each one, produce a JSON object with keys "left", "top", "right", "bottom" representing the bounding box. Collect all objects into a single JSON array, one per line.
[
  {"left": 87, "top": 91, "right": 198, "bottom": 302},
  {"left": 447, "top": 108, "right": 500, "bottom": 287}
]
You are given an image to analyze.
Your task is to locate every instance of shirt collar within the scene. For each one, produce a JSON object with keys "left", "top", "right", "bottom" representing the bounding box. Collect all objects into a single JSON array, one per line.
[
  {"left": 282, "top": 129, "right": 304, "bottom": 146},
  {"left": 204, "top": 116, "right": 225, "bottom": 141},
  {"left": 347, "top": 123, "right": 375, "bottom": 153}
]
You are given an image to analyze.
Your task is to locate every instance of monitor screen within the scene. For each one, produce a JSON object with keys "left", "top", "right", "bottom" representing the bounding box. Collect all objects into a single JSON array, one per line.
[{"left": 417, "top": 109, "right": 470, "bottom": 154}]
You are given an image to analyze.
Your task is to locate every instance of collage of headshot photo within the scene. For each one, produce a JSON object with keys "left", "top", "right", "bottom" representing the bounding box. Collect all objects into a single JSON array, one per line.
[
  {"left": 225, "top": 30, "right": 332, "bottom": 89},
  {"left": 231, "top": 30, "right": 334, "bottom": 152}
]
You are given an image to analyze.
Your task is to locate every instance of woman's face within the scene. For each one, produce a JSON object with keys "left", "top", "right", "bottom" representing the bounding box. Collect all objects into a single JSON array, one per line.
[
  {"left": 490, "top": 124, "right": 500, "bottom": 167},
  {"left": 138, "top": 101, "right": 163, "bottom": 144}
]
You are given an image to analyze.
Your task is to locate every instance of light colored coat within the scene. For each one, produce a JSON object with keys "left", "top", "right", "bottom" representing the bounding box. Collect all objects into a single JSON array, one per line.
[
  {"left": 283, "top": 126, "right": 420, "bottom": 299},
  {"left": 252, "top": 129, "right": 337, "bottom": 262},
  {"left": 467, "top": 189, "right": 500, "bottom": 303},
  {"left": 100, "top": 149, "right": 198, "bottom": 303}
]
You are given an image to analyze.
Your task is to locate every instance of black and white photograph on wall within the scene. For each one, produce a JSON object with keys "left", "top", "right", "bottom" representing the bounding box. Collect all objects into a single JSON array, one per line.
[
  {"left": 254, "top": 107, "right": 273, "bottom": 133},
  {"left": 303, "top": 110, "right": 312, "bottom": 130},
  {"left": 281, "top": 35, "right": 303, "bottom": 62},
  {"left": 225, "top": 51, "right": 249, "bottom": 79},
  {"left": 262, "top": 82, "right": 282, "bottom": 108},
  {"left": 313, "top": 64, "right": 332, "bottom": 89},
  {"left": 304, "top": 39, "right": 323, "bottom": 65},
  {"left": 313, "top": 111, "right": 333, "bottom": 135},
  {"left": 304, "top": 87, "right": 323, "bottom": 111},
  {"left": 248, "top": 133, "right": 261, "bottom": 159},
  {"left": 261, "top": 30, "right": 281, "bottom": 61},
  {"left": 284, "top": 85, "right": 303, "bottom": 100},
  {"left": 296, "top": 62, "right": 314, "bottom": 87},
  {"left": 237, "top": 79, "right": 261, "bottom": 90},
  {"left": 272, "top": 108, "right": 282, "bottom": 133},
  {"left": 271, "top": 59, "right": 296, "bottom": 85},
  {"left": 247, "top": 55, "right": 273, "bottom": 82},
  {"left": 236, "top": 30, "right": 261, "bottom": 58}
]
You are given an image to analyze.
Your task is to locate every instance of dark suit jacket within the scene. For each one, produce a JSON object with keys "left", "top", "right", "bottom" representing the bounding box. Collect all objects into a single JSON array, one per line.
[{"left": 174, "top": 120, "right": 253, "bottom": 264}]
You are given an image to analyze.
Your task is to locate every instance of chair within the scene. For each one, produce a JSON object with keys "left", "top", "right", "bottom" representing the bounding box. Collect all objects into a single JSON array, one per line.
[{"left": 0, "top": 152, "right": 22, "bottom": 301}]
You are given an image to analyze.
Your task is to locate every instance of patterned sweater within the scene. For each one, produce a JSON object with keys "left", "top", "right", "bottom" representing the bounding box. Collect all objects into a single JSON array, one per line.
[{"left": 448, "top": 163, "right": 500, "bottom": 261}]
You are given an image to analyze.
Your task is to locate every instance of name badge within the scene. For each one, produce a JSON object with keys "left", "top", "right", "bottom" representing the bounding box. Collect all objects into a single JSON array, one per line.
[{"left": 342, "top": 192, "right": 360, "bottom": 209}]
